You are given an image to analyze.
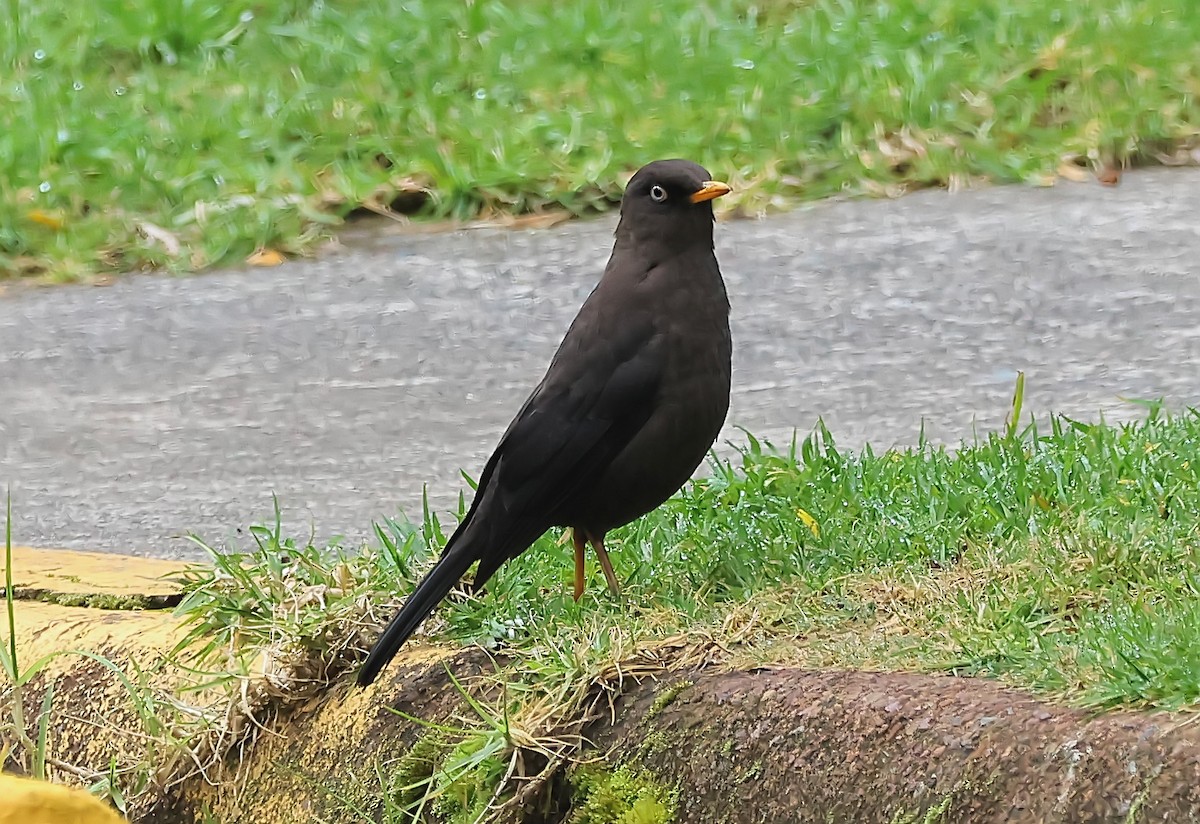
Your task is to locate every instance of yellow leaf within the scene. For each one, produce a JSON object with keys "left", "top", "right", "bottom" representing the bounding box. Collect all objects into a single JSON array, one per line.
[
  {"left": 796, "top": 508, "right": 820, "bottom": 538},
  {"left": 27, "top": 209, "right": 65, "bottom": 230},
  {"left": 247, "top": 248, "right": 286, "bottom": 266}
]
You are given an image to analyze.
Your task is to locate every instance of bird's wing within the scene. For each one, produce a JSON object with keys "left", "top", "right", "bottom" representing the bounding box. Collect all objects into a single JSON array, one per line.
[{"left": 474, "top": 309, "right": 664, "bottom": 526}]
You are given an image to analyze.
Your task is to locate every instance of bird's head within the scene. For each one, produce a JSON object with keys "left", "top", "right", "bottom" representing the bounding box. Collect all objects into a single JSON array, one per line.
[{"left": 615, "top": 159, "right": 731, "bottom": 253}]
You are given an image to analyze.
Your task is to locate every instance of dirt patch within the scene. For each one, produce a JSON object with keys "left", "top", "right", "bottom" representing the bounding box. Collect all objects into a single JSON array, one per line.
[{"left": 174, "top": 648, "right": 499, "bottom": 824}]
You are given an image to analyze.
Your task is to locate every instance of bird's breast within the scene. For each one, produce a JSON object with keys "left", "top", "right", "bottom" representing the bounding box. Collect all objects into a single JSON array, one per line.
[{"left": 571, "top": 290, "right": 730, "bottom": 532}]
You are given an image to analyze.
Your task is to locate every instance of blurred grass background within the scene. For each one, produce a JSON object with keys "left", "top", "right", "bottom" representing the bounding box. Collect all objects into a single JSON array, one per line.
[{"left": 2, "top": 0, "right": 1198, "bottom": 280}]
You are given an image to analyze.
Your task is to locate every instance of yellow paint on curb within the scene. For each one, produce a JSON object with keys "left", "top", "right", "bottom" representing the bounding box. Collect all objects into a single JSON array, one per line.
[
  {"left": 6, "top": 546, "right": 185, "bottom": 598},
  {"left": 9, "top": 601, "right": 185, "bottom": 677},
  {"left": 3, "top": 548, "right": 193, "bottom": 680}
]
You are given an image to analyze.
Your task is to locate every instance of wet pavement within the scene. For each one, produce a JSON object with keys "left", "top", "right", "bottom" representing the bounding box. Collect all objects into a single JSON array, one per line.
[{"left": 2, "top": 168, "right": 1199, "bottom": 558}]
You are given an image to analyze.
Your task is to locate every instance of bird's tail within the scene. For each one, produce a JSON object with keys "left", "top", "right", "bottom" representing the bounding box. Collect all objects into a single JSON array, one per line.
[{"left": 356, "top": 544, "right": 479, "bottom": 687}]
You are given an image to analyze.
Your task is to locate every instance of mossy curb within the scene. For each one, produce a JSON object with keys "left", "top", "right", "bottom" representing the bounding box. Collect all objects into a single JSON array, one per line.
[
  {"left": 2, "top": 588, "right": 180, "bottom": 610},
  {"left": 568, "top": 764, "right": 677, "bottom": 824},
  {"left": 10, "top": 549, "right": 1200, "bottom": 823}
]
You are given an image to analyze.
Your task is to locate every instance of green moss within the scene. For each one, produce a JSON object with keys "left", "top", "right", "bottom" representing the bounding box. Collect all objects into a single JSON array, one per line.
[
  {"left": 386, "top": 733, "right": 448, "bottom": 810},
  {"left": 646, "top": 680, "right": 693, "bottom": 719},
  {"left": 431, "top": 735, "right": 509, "bottom": 823},
  {"left": 735, "top": 760, "right": 763, "bottom": 783},
  {"left": 889, "top": 792, "right": 953, "bottom": 824},
  {"left": 43, "top": 592, "right": 146, "bottom": 610},
  {"left": 382, "top": 729, "right": 511, "bottom": 823},
  {"left": 3, "top": 586, "right": 167, "bottom": 610},
  {"left": 637, "top": 731, "right": 672, "bottom": 761},
  {"left": 570, "top": 764, "right": 677, "bottom": 824}
]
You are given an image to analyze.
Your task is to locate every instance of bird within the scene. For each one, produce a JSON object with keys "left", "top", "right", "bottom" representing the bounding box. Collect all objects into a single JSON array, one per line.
[{"left": 357, "top": 159, "right": 732, "bottom": 687}]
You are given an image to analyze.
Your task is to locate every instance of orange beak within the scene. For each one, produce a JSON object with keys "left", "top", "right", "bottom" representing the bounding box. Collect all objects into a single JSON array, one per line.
[{"left": 689, "top": 180, "right": 732, "bottom": 204}]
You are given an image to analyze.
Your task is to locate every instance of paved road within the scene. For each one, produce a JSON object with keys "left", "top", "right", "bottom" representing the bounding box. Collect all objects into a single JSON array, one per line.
[{"left": 2, "top": 169, "right": 1199, "bottom": 559}]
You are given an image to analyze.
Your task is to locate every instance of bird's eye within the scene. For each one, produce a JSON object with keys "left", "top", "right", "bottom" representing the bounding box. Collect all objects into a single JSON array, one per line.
[{"left": 649, "top": 185, "right": 667, "bottom": 203}]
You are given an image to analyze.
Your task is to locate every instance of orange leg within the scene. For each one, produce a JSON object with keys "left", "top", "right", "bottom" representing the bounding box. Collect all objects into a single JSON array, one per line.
[
  {"left": 590, "top": 533, "right": 621, "bottom": 597},
  {"left": 572, "top": 528, "right": 587, "bottom": 602}
]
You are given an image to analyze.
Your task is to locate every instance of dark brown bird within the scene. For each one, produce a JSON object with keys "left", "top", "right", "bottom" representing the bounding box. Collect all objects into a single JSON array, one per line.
[{"left": 357, "top": 159, "right": 732, "bottom": 687}]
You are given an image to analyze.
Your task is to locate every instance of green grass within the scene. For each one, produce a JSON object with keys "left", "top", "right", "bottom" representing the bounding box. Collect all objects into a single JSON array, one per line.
[
  {"left": 422, "top": 402, "right": 1200, "bottom": 711},
  {"left": 3, "top": 0, "right": 1198, "bottom": 280},
  {"left": 177, "top": 398, "right": 1200, "bottom": 716},
  {"left": 165, "top": 396, "right": 1200, "bottom": 819}
]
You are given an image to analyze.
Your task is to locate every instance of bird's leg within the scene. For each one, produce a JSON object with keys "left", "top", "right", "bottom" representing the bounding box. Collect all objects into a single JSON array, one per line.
[
  {"left": 572, "top": 528, "right": 588, "bottom": 602},
  {"left": 589, "top": 533, "right": 621, "bottom": 597}
]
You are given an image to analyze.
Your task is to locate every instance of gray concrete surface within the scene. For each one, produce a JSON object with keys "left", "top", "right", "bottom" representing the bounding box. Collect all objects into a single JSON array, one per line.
[{"left": 2, "top": 169, "right": 1199, "bottom": 559}]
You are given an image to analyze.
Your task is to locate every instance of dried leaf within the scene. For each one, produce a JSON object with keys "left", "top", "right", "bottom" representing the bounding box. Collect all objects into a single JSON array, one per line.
[
  {"left": 1153, "top": 144, "right": 1200, "bottom": 167},
  {"left": 137, "top": 221, "right": 182, "bottom": 255},
  {"left": 1056, "top": 162, "right": 1090, "bottom": 183},
  {"left": 246, "top": 248, "right": 286, "bottom": 266},
  {"left": 27, "top": 209, "right": 66, "bottom": 230},
  {"left": 1036, "top": 33, "right": 1069, "bottom": 71}
]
